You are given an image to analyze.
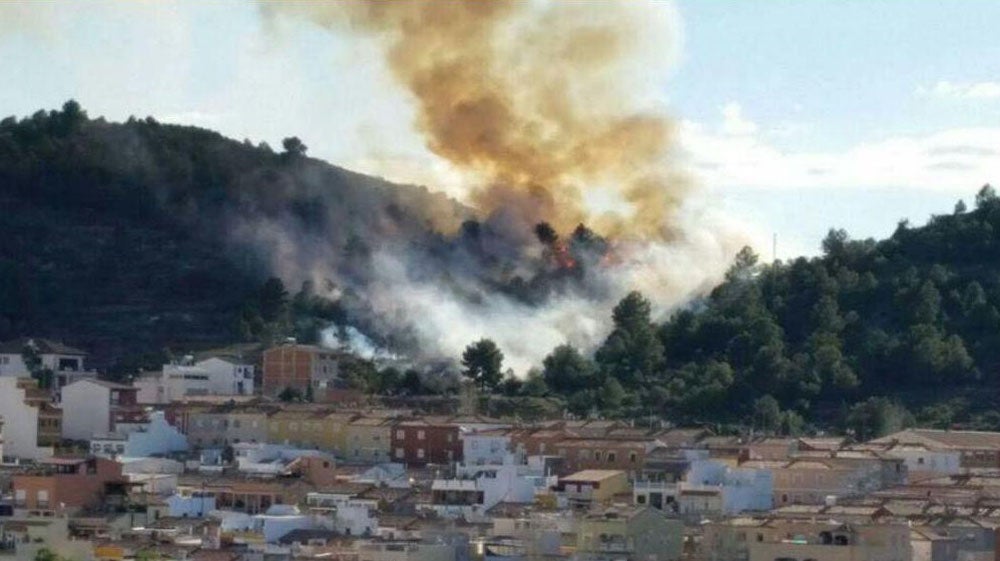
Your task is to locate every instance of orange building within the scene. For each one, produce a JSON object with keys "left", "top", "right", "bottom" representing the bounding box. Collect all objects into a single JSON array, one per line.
[
  {"left": 261, "top": 342, "right": 342, "bottom": 397},
  {"left": 12, "top": 457, "right": 127, "bottom": 514}
]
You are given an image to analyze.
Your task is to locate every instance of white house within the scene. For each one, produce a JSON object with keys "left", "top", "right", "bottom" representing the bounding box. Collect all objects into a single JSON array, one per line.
[
  {"left": 60, "top": 378, "right": 142, "bottom": 441},
  {"left": 463, "top": 430, "right": 516, "bottom": 466},
  {"left": 195, "top": 357, "right": 255, "bottom": 396},
  {"left": 212, "top": 508, "right": 323, "bottom": 544},
  {"left": 89, "top": 411, "right": 188, "bottom": 458},
  {"left": 306, "top": 492, "right": 379, "bottom": 536},
  {"left": 0, "top": 337, "right": 87, "bottom": 377},
  {"left": 167, "top": 490, "right": 217, "bottom": 517},
  {"left": 0, "top": 338, "right": 96, "bottom": 399},
  {"left": 136, "top": 356, "right": 255, "bottom": 404},
  {"left": 634, "top": 450, "right": 772, "bottom": 515},
  {"left": 0, "top": 377, "right": 54, "bottom": 460},
  {"left": 428, "top": 432, "right": 557, "bottom": 521}
]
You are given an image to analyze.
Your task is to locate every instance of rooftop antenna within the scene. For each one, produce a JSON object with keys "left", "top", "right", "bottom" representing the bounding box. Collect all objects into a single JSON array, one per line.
[{"left": 772, "top": 233, "right": 777, "bottom": 264}]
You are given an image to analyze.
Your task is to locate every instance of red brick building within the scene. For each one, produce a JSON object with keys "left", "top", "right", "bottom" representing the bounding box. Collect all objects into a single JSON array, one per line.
[
  {"left": 12, "top": 457, "right": 127, "bottom": 514},
  {"left": 261, "top": 342, "right": 341, "bottom": 397},
  {"left": 391, "top": 418, "right": 462, "bottom": 466}
]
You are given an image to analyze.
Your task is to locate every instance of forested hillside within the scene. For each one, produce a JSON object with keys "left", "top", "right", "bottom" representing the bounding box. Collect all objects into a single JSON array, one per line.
[
  {"left": 0, "top": 101, "right": 467, "bottom": 371},
  {"left": 527, "top": 187, "right": 1000, "bottom": 435}
]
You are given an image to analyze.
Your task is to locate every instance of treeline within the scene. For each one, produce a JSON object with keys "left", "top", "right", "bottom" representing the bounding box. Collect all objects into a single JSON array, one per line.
[{"left": 454, "top": 187, "right": 1000, "bottom": 437}]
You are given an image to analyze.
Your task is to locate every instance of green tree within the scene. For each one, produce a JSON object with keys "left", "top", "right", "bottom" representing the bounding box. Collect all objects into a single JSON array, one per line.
[
  {"left": 542, "top": 344, "right": 595, "bottom": 393},
  {"left": 278, "top": 386, "right": 302, "bottom": 403},
  {"left": 461, "top": 339, "right": 504, "bottom": 391},
  {"left": 282, "top": 136, "right": 308, "bottom": 157},
  {"left": 521, "top": 368, "right": 549, "bottom": 397},
  {"left": 21, "top": 342, "right": 54, "bottom": 390},
  {"left": 975, "top": 184, "right": 997, "bottom": 208},
  {"left": 33, "top": 549, "right": 62, "bottom": 561},
  {"left": 595, "top": 291, "right": 664, "bottom": 387},
  {"left": 751, "top": 395, "right": 782, "bottom": 433},
  {"left": 844, "top": 397, "right": 913, "bottom": 441},
  {"left": 258, "top": 277, "right": 289, "bottom": 323}
]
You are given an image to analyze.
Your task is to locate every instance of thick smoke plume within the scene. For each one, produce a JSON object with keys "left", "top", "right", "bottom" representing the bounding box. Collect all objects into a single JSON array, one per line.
[
  {"left": 267, "top": 0, "right": 684, "bottom": 239},
  {"left": 258, "top": 1, "right": 749, "bottom": 373}
]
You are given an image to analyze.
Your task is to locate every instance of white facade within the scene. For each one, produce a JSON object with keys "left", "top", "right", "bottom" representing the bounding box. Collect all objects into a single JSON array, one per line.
[
  {"left": 0, "top": 377, "right": 53, "bottom": 460},
  {"left": 635, "top": 451, "right": 772, "bottom": 515},
  {"left": 196, "top": 357, "right": 255, "bottom": 396},
  {"left": 306, "top": 492, "right": 378, "bottom": 536},
  {"left": 882, "top": 446, "right": 961, "bottom": 480},
  {"left": 90, "top": 411, "right": 188, "bottom": 458},
  {"left": 431, "top": 455, "right": 556, "bottom": 521},
  {"left": 167, "top": 491, "right": 216, "bottom": 517},
  {"left": 136, "top": 358, "right": 255, "bottom": 404},
  {"left": 60, "top": 379, "right": 118, "bottom": 440},
  {"left": 463, "top": 432, "right": 514, "bottom": 466},
  {"left": 0, "top": 341, "right": 96, "bottom": 400}
]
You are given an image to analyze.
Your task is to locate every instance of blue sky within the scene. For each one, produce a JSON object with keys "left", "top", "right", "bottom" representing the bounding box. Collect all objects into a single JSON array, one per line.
[{"left": 1, "top": 1, "right": 998, "bottom": 259}]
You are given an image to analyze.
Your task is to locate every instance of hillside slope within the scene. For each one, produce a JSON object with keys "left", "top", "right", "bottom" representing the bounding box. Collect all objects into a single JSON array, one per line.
[{"left": 0, "top": 101, "right": 468, "bottom": 369}]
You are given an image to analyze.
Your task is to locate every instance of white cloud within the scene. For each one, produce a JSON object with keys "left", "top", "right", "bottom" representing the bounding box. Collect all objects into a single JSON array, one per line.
[
  {"left": 918, "top": 80, "right": 1000, "bottom": 100},
  {"left": 720, "top": 101, "right": 758, "bottom": 136},
  {"left": 680, "top": 105, "right": 1000, "bottom": 193}
]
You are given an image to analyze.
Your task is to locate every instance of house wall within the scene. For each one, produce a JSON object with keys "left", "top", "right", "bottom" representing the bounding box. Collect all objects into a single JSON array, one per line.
[
  {"left": 392, "top": 423, "right": 462, "bottom": 466},
  {"left": 262, "top": 346, "right": 321, "bottom": 395},
  {"left": 121, "top": 412, "right": 188, "bottom": 457},
  {"left": 196, "top": 357, "right": 255, "bottom": 396},
  {"left": 61, "top": 380, "right": 111, "bottom": 440},
  {"left": 345, "top": 420, "right": 393, "bottom": 464},
  {"left": 557, "top": 441, "right": 647, "bottom": 474},
  {"left": 0, "top": 378, "right": 53, "bottom": 460},
  {"left": 13, "top": 457, "right": 123, "bottom": 512},
  {"left": 463, "top": 434, "right": 511, "bottom": 466}
]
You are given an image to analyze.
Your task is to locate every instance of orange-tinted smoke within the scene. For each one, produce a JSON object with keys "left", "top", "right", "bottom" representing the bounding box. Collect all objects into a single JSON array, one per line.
[{"left": 267, "top": 1, "right": 685, "bottom": 240}]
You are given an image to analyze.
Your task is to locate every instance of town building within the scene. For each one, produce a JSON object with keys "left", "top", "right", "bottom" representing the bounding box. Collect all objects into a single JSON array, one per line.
[
  {"left": 60, "top": 378, "right": 145, "bottom": 441},
  {"left": 575, "top": 506, "right": 684, "bottom": 561},
  {"left": 0, "top": 337, "right": 96, "bottom": 400},
  {"left": 135, "top": 356, "right": 256, "bottom": 404},
  {"left": 88, "top": 410, "right": 188, "bottom": 458},
  {"left": 0, "top": 377, "right": 59, "bottom": 460},
  {"left": 872, "top": 428, "right": 1000, "bottom": 470},
  {"left": 12, "top": 456, "right": 128, "bottom": 515},
  {"left": 345, "top": 415, "right": 394, "bottom": 464},
  {"left": 261, "top": 341, "right": 342, "bottom": 397},
  {"left": 555, "top": 470, "right": 630, "bottom": 508},
  {"left": 392, "top": 418, "right": 462, "bottom": 466}
]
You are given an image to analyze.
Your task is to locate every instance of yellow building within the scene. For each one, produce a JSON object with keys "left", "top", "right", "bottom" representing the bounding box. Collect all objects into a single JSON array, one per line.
[
  {"left": 557, "top": 470, "right": 630, "bottom": 506},
  {"left": 266, "top": 409, "right": 372, "bottom": 456},
  {"left": 576, "top": 506, "right": 684, "bottom": 561},
  {"left": 345, "top": 415, "right": 394, "bottom": 463},
  {"left": 267, "top": 409, "right": 322, "bottom": 448}
]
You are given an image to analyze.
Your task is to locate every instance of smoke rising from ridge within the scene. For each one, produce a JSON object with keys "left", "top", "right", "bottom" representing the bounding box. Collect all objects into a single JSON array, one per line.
[
  {"left": 256, "top": 1, "right": 750, "bottom": 374},
  {"left": 267, "top": 0, "right": 685, "bottom": 239}
]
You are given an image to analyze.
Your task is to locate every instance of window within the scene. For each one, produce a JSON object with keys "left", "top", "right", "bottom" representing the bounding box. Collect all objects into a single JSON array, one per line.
[
  {"left": 607, "top": 452, "right": 617, "bottom": 463},
  {"left": 637, "top": 495, "right": 646, "bottom": 504},
  {"left": 917, "top": 457, "right": 925, "bottom": 465},
  {"left": 629, "top": 452, "right": 638, "bottom": 463},
  {"left": 417, "top": 448, "right": 425, "bottom": 459},
  {"left": 14, "top": 490, "right": 25, "bottom": 507},
  {"left": 417, "top": 430, "right": 425, "bottom": 440},
  {"left": 395, "top": 448, "right": 404, "bottom": 459},
  {"left": 396, "top": 430, "right": 405, "bottom": 439},
  {"left": 756, "top": 533, "right": 764, "bottom": 542}
]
